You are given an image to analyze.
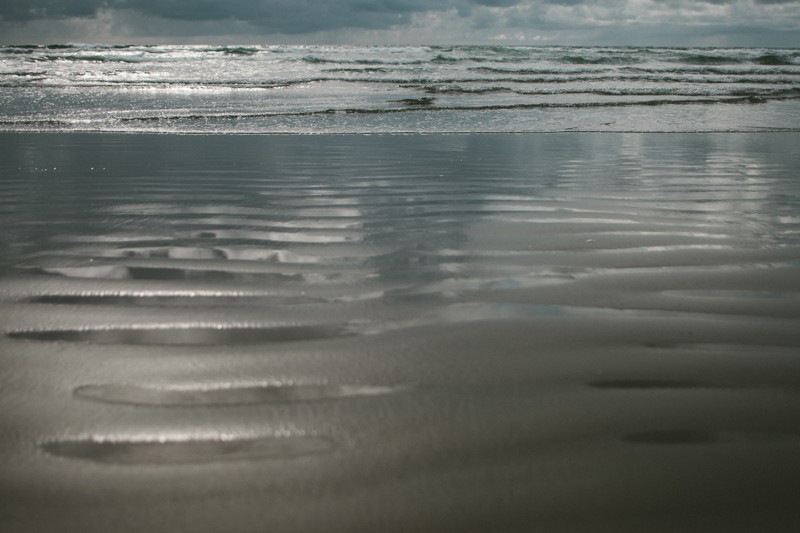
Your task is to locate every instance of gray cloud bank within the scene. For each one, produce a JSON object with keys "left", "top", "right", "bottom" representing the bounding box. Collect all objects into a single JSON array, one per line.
[{"left": 1, "top": 0, "right": 799, "bottom": 46}]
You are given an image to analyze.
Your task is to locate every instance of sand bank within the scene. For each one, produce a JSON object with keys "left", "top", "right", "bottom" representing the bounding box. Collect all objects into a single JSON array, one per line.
[{"left": 1, "top": 133, "right": 799, "bottom": 532}]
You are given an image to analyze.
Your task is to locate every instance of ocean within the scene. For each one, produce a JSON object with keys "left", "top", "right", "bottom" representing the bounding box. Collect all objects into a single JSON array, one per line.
[
  {"left": 1, "top": 45, "right": 800, "bottom": 533},
  {"left": 1, "top": 44, "right": 799, "bottom": 133}
]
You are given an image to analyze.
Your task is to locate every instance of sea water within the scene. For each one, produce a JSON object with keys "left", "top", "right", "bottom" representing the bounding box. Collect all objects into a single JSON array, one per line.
[{"left": 1, "top": 44, "right": 799, "bottom": 133}]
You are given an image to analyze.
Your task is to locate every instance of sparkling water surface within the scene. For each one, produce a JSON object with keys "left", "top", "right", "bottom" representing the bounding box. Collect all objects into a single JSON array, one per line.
[{"left": 1, "top": 44, "right": 799, "bottom": 132}]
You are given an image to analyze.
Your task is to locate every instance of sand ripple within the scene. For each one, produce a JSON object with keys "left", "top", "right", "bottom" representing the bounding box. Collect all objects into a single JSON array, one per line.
[{"left": 1, "top": 133, "right": 799, "bottom": 532}]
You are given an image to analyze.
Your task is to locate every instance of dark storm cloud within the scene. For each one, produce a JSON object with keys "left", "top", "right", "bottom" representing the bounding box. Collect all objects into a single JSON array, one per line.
[
  {"left": 1, "top": 0, "right": 798, "bottom": 45},
  {"left": 1, "top": 0, "right": 431, "bottom": 27},
  {"left": 0, "top": 0, "right": 423, "bottom": 33},
  {"left": 2, "top": 0, "right": 596, "bottom": 30},
  {"left": 119, "top": 0, "right": 412, "bottom": 33},
  {"left": 0, "top": 0, "right": 105, "bottom": 21}
]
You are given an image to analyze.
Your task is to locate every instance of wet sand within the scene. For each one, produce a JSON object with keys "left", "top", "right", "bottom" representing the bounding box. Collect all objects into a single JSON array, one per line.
[{"left": 1, "top": 133, "right": 799, "bottom": 532}]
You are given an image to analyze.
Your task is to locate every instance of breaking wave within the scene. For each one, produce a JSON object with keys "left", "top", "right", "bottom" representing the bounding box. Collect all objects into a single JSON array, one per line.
[{"left": 1, "top": 44, "right": 798, "bottom": 133}]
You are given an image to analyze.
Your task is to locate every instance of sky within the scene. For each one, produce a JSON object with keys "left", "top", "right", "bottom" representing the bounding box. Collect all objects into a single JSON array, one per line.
[{"left": 1, "top": 0, "right": 799, "bottom": 47}]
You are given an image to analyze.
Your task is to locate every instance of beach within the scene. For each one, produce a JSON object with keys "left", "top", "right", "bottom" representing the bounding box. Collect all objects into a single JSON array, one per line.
[{"left": 1, "top": 132, "right": 799, "bottom": 532}]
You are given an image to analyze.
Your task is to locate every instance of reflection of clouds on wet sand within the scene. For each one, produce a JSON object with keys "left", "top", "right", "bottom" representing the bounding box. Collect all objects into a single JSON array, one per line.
[{"left": 1, "top": 133, "right": 799, "bottom": 533}]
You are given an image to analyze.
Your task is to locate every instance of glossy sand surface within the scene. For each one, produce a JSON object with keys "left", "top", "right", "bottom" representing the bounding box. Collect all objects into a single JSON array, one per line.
[{"left": 1, "top": 133, "right": 799, "bottom": 532}]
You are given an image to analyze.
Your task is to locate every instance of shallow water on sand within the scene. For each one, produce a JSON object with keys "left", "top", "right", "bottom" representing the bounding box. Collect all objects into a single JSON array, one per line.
[{"left": 1, "top": 133, "right": 799, "bottom": 532}]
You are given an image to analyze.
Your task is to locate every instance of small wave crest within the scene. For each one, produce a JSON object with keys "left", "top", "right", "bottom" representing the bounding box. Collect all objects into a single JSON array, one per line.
[
  {"left": 215, "top": 47, "right": 259, "bottom": 56},
  {"left": 755, "top": 53, "right": 798, "bottom": 66},
  {"left": 676, "top": 53, "right": 745, "bottom": 66},
  {"left": 558, "top": 54, "right": 642, "bottom": 65}
]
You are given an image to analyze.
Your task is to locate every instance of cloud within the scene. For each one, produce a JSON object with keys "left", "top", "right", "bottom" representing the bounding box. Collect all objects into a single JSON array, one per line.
[
  {"left": 1, "top": 0, "right": 799, "bottom": 46},
  {"left": 2, "top": 0, "right": 435, "bottom": 28},
  {"left": 0, "top": 0, "right": 105, "bottom": 21}
]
